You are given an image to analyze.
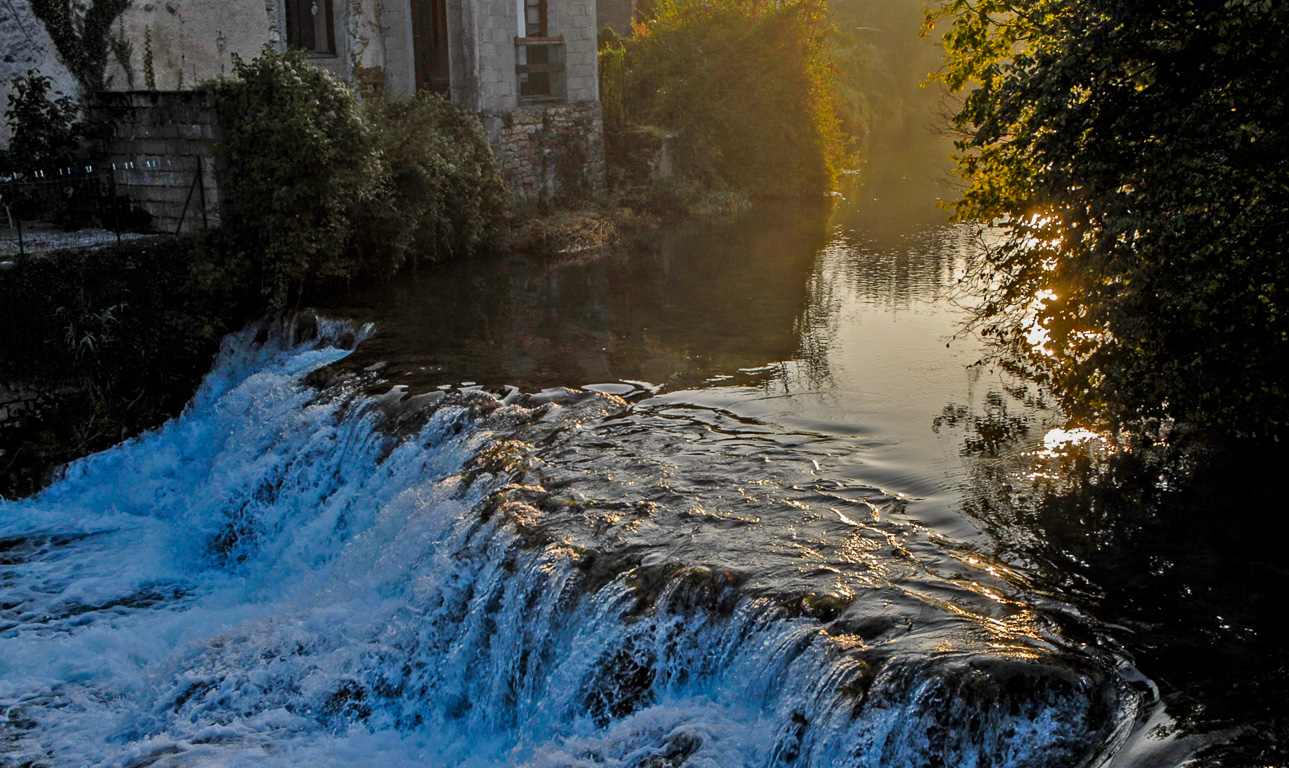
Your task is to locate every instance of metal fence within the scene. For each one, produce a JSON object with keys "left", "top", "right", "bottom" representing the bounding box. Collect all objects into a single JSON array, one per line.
[{"left": 1, "top": 158, "right": 210, "bottom": 260}]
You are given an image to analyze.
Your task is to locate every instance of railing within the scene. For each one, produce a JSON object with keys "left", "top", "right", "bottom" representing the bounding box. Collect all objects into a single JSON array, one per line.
[
  {"left": 1, "top": 157, "right": 210, "bottom": 260},
  {"left": 516, "top": 36, "right": 567, "bottom": 105}
]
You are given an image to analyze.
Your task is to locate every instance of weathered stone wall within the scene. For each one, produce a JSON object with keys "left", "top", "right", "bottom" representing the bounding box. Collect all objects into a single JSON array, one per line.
[
  {"left": 0, "top": 1, "right": 80, "bottom": 148},
  {"left": 472, "top": 0, "right": 519, "bottom": 112},
  {"left": 1, "top": 1, "right": 386, "bottom": 115},
  {"left": 556, "top": 0, "right": 599, "bottom": 104},
  {"left": 462, "top": 0, "right": 598, "bottom": 112},
  {"left": 483, "top": 101, "right": 606, "bottom": 203},
  {"left": 0, "top": 382, "right": 68, "bottom": 437},
  {"left": 90, "top": 91, "right": 223, "bottom": 234}
]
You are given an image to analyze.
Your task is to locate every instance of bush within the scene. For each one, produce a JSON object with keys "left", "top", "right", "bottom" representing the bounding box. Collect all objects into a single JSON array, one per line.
[
  {"left": 0, "top": 235, "right": 255, "bottom": 389},
  {"left": 207, "top": 48, "right": 507, "bottom": 305},
  {"left": 625, "top": 0, "right": 853, "bottom": 197},
  {"left": 207, "top": 47, "right": 384, "bottom": 307},
  {"left": 359, "top": 94, "right": 507, "bottom": 273},
  {"left": 0, "top": 71, "right": 82, "bottom": 175},
  {"left": 598, "top": 27, "right": 627, "bottom": 132}
]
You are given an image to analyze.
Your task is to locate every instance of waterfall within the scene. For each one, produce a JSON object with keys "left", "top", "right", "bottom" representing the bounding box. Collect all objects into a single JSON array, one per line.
[{"left": 0, "top": 319, "right": 1139, "bottom": 768}]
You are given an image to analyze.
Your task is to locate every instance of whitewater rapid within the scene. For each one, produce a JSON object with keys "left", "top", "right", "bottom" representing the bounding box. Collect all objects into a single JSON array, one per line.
[{"left": 0, "top": 318, "right": 1140, "bottom": 767}]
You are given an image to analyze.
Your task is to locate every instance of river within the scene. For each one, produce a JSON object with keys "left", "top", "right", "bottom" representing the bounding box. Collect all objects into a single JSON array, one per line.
[{"left": 1, "top": 140, "right": 1284, "bottom": 766}]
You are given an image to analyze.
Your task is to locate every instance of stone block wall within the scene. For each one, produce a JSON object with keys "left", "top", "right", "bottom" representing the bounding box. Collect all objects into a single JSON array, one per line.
[
  {"left": 0, "top": 382, "right": 67, "bottom": 436},
  {"left": 483, "top": 101, "right": 607, "bottom": 204},
  {"left": 467, "top": 0, "right": 599, "bottom": 112},
  {"left": 558, "top": 0, "right": 600, "bottom": 104},
  {"left": 90, "top": 91, "right": 224, "bottom": 234},
  {"left": 474, "top": 0, "right": 521, "bottom": 112}
]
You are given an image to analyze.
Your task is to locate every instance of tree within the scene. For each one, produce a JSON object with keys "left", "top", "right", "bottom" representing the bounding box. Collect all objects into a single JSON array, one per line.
[
  {"left": 626, "top": 0, "right": 853, "bottom": 197},
  {"left": 928, "top": 0, "right": 1289, "bottom": 435}
]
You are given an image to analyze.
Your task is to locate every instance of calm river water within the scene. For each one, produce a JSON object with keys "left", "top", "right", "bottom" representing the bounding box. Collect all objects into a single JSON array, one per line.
[{"left": 1, "top": 143, "right": 1284, "bottom": 766}]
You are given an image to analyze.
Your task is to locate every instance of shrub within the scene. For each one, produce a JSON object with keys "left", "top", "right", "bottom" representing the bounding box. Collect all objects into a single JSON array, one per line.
[
  {"left": 0, "top": 234, "right": 258, "bottom": 497},
  {"left": 207, "top": 49, "right": 507, "bottom": 304},
  {"left": 207, "top": 47, "right": 384, "bottom": 307},
  {"left": 598, "top": 27, "right": 627, "bottom": 132},
  {"left": 0, "top": 71, "right": 82, "bottom": 174},
  {"left": 359, "top": 94, "right": 507, "bottom": 273},
  {"left": 625, "top": 0, "right": 852, "bottom": 197}
]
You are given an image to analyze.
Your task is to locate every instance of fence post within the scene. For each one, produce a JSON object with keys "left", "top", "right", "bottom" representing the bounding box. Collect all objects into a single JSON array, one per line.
[
  {"left": 10, "top": 179, "right": 25, "bottom": 260},
  {"left": 197, "top": 155, "right": 208, "bottom": 231},
  {"left": 108, "top": 166, "right": 121, "bottom": 244},
  {"left": 175, "top": 159, "right": 201, "bottom": 236}
]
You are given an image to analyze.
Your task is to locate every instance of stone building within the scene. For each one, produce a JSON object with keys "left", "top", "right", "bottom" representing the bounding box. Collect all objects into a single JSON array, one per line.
[{"left": 1, "top": 0, "right": 605, "bottom": 202}]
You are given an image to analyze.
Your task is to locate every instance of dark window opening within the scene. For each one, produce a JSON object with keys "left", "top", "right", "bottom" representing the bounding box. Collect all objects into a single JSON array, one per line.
[
  {"left": 412, "top": 0, "right": 450, "bottom": 94},
  {"left": 285, "top": 0, "right": 337, "bottom": 55}
]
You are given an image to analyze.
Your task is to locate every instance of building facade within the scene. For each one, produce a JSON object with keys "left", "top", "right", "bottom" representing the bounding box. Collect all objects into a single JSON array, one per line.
[{"left": 1, "top": 0, "right": 605, "bottom": 202}]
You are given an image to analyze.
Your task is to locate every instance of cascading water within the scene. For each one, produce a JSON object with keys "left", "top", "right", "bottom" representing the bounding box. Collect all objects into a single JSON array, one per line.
[{"left": 1, "top": 315, "right": 1143, "bottom": 768}]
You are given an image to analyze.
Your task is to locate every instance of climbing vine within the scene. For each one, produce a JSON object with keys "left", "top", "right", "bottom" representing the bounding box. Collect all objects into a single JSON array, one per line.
[
  {"left": 143, "top": 27, "right": 156, "bottom": 89},
  {"left": 110, "top": 24, "right": 135, "bottom": 88},
  {"left": 27, "top": 0, "right": 133, "bottom": 93}
]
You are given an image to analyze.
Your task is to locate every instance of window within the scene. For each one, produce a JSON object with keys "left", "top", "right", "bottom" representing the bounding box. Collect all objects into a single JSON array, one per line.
[
  {"left": 285, "top": 0, "right": 336, "bottom": 56},
  {"left": 523, "top": 0, "right": 548, "bottom": 36},
  {"left": 515, "top": 0, "right": 565, "bottom": 103}
]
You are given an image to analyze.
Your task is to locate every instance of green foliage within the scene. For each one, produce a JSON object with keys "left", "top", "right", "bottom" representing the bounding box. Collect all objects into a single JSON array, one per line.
[
  {"left": 0, "top": 71, "right": 82, "bottom": 174},
  {"left": 0, "top": 234, "right": 258, "bottom": 495},
  {"left": 929, "top": 0, "right": 1289, "bottom": 435},
  {"left": 207, "top": 46, "right": 383, "bottom": 306},
  {"left": 0, "top": 233, "right": 256, "bottom": 402},
  {"left": 143, "top": 28, "right": 157, "bottom": 90},
  {"left": 359, "top": 94, "right": 507, "bottom": 273},
  {"left": 207, "top": 47, "right": 506, "bottom": 306},
  {"left": 27, "top": 0, "right": 132, "bottom": 92},
  {"left": 625, "top": 0, "right": 853, "bottom": 197},
  {"left": 110, "top": 27, "right": 135, "bottom": 89},
  {"left": 597, "top": 29, "right": 626, "bottom": 132}
]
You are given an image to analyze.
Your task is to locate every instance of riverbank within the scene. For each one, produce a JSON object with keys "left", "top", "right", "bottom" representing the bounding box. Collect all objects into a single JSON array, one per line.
[
  {"left": 0, "top": 233, "right": 260, "bottom": 497},
  {"left": 0, "top": 183, "right": 754, "bottom": 498},
  {"left": 499, "top": 181, "right": 752, "bottom": 257}
]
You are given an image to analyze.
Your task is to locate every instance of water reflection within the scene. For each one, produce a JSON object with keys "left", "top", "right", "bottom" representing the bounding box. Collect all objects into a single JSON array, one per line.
[
  {"left": 936, "top": 392, "right": 1289, "bottom": 765},
  {"left": 321, "top": 201, "right": 832, "bottom": 393}
]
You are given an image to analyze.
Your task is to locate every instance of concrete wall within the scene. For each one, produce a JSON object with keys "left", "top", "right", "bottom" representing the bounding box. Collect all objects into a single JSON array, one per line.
[
  {"left": 90, "top": 91, "right": 223, "bottom": 234},
  {"left": 482, "top": 101, "right": 606, "bottom": 203}
]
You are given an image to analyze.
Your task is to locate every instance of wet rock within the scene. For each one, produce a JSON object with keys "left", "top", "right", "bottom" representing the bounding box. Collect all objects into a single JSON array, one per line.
[
  {"left": 797, "top": 592, "right": 852, "bottom": 623},
  {"left": 321, "top": 680, "right": 372, "bottom": 723},
  {"left": 630, "top": 730, "right": 704, "bottom": 768},
  {"left": 585, "top": 638, "right": 657, "bottom": 725}
]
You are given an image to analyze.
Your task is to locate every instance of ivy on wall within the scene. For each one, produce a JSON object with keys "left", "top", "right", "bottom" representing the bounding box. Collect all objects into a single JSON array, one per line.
[
  {"left": 27, "top": 0, "right": 133, "bottom": 93},
  {"left": 110, "top": 23, "right": 135, "bottom": 88}
]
